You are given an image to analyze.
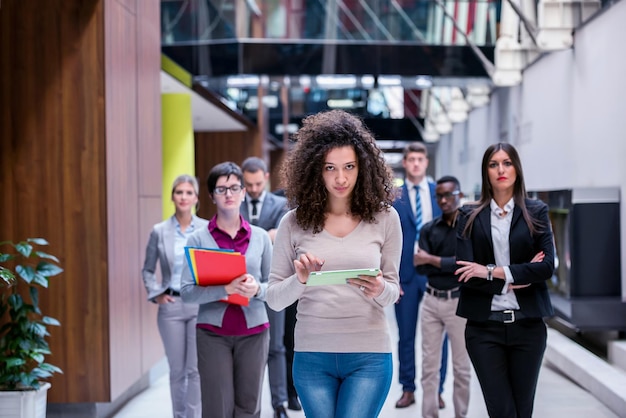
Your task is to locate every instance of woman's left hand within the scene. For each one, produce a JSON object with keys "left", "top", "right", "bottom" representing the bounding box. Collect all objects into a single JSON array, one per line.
[
  {"left": 348, "top": 271, "right": 385, "bottom": 298},
  {"left": 232, "top": 273, "right": 260, "bottom": 298},
  {"left": 455, "top": 260, "right": 488, "bottom": 283}
]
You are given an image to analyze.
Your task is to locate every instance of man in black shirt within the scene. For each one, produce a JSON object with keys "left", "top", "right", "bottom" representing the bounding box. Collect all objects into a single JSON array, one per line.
[{"left": 416, "top": 176, "right": 471, "bottom": 418}]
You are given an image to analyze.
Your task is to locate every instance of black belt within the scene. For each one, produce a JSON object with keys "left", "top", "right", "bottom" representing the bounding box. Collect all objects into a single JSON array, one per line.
[
  {"left": 488, "top": 310, "right": 526, "bottom": 324},
  {"left": 164, "top": 288, "right": 180, "bottom": 297},
  {"left": 426, "top": 285, "right": 460, "bottom": 299}
]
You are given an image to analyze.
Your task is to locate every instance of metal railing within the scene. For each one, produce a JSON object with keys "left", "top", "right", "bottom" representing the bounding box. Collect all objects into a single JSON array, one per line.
[{"left": 161, "top": 0, "right": 500, "bottom": 46}]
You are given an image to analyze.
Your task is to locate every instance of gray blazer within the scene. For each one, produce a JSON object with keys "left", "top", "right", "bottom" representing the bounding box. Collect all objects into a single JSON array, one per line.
[
  {"left": 142, "top": 215, "right": 209, "bottom": 302},
  {"left": 180, "top": 225, "right": 272, "bottom": 328},
  {"left": 241, "top": 192, "right": 288, "bottom": 231}
]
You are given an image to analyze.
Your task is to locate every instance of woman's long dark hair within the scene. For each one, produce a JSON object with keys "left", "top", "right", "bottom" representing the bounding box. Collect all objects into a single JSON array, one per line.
[{"left": 462, "top": 142, "right": 543, "bottom": 237}]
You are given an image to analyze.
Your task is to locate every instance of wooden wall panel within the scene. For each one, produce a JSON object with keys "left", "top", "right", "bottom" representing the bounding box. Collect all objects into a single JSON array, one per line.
[
  {"left": 1, "top": 0, "right": 163, "bottom": 407},
  {"left": 135, "top": 0, "right": 165, "bottom": 375},
  {"left": 194, "top": 131, "right": 256, "bottom": 220},
  {"left": 0, "top": 0, "right": 109, "bottom": 403},
  {"left": 105, "top": 0, "right": 142, "bottom": 400},
  {"left": 105, "top": 0, "right": 163, "bottom": 401}
]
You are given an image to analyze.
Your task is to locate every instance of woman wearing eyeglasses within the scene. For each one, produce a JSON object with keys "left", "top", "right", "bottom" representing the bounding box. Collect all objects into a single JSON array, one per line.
[{"left": 180, "top": 162, "right": 272, "bottom": 418}]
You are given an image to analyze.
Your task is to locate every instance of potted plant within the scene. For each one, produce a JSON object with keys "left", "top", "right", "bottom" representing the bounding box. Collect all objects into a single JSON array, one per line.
[{"left": 0, "top": 238, "right": 63, "bottom": 418}]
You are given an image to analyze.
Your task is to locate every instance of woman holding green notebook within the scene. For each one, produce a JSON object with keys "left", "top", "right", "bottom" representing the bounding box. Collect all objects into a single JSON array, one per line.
[{"left": 267, "top": 110, "right": 402, "bottom": 418}]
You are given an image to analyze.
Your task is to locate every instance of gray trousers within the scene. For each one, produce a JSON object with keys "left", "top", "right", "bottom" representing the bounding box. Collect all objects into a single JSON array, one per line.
[
  {"left": 266, "top": 304, "right": 288, "bottom": 408},
  {"left": 157, "top": 298, "right": 201, "bottom": 418},
  {"left": 197, "top": 327, "right": 270, "bottom": 418}
]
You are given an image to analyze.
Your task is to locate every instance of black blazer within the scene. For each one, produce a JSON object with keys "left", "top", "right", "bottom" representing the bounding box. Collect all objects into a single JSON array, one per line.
[{"left": 455, "top": 198, "right": 555, "bottom": 321}]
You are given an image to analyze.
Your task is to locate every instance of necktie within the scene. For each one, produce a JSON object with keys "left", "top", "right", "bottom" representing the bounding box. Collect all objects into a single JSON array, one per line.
[
  {"left": 414, "top": 185, "right": 422, "bottom": 242},
  {"left": 251, "top": 199, "right": 259, "bottom": 225}
]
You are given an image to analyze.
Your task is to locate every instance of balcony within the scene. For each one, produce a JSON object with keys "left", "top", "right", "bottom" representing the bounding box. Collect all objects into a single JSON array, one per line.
[{"left": 161, "top": 0, "right": 499, "bottom": 79}]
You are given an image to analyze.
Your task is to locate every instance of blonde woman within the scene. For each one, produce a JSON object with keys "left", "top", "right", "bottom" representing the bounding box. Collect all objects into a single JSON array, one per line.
[{"left": 142, "top": 175, "right": 208, "bottom": 418}]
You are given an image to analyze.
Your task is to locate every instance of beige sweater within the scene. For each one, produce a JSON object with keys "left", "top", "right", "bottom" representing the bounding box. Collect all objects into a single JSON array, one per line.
[{"left": 267, "top": 208, "right": 402, "bottom": 353}]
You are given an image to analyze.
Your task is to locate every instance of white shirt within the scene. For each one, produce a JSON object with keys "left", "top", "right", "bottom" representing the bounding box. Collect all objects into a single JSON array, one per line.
[
  {"left": 247, "top": 190, "right": 266, "bottom": 224},
  {"left": 170, "top": 217, "right": 197, "bottom": 292},
  {"left": 489, "top": 198, "right": 520, "bottom": 311}
]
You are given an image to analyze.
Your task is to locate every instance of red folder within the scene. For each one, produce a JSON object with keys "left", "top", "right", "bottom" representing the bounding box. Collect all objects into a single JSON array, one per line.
[{"left": 185, "top": 247, "right": 249, "bottom": 306}]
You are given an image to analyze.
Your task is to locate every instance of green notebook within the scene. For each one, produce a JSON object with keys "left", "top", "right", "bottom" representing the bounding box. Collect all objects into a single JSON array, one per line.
[{"left": 306, "top": 268, "right": 381, "bottom": 286}]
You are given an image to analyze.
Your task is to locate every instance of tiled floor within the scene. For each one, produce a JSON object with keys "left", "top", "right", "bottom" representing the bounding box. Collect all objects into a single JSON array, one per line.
[{"left": 114, "top": 306, "right": 618, "bottom": 418}]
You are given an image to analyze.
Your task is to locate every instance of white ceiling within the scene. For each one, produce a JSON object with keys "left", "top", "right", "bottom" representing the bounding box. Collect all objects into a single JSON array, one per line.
[{"left": 160, "top": 71, "right": 247, "bottom": 132}]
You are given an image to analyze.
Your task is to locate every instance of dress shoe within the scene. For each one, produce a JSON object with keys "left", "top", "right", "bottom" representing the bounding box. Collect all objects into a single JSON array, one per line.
[
  {"left": 395, "top": 391, "right": 416, "bottom": 408},
  {"left": 274, "top": 405, "right": 289, "bottom": 418},
  {"left": 287, "top": 396, "right": 302, "bottom": 411},
  {"left": 439, "top": 394, "right": 446, "bottom": 409}
]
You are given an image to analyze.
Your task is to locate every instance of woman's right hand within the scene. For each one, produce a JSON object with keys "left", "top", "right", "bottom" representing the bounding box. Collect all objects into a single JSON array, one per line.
[
  {"left": 155, "top": 294, "right": 175, "bottom": 304},
  {"left": 293, "top": 252, "right": 325, "bottom": 284}
]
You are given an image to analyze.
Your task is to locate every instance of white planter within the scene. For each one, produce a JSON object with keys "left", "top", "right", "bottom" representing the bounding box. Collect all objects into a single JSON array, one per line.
[{"left": 0, "top": 382, "right": 50, "bottom": 418}]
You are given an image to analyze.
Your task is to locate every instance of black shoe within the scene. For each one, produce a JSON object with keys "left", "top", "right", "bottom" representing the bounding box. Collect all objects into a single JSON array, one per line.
[
  {"left": 287, "top": 396, "right": 302, "bottom": 411},
  {"left": 274, "top": 405, "right": 289, "bottom": 418}
]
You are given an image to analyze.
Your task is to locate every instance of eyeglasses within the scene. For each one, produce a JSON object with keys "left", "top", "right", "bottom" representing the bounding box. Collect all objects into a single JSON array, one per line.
[
  {"left": 435, "top": 190, "right": 460, "bottom": 200},
  {"left": 214, "top": 185, "right": 243, "bottom": 195}
]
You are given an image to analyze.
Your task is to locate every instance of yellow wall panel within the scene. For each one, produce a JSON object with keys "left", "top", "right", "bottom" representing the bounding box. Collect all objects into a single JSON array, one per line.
[{"left": 162, "top": 93, "right": 195, "bottom": 219}]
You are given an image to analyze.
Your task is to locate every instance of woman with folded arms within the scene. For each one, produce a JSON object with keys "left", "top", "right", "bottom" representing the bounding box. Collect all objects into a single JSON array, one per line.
[
  {"left": 267, "top": 110, "right": 402, "bottom": 418},
  {"left": 142, "top": 174, "right": 208, "bottom": 418},
  {"left": 455, "top": 142, "right": 555, "bottom": 418}
]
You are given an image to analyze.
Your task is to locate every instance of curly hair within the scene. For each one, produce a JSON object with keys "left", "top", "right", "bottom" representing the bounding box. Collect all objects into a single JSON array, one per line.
[{"left": 281, "top": 110, "right": 396, "bottom": 233}]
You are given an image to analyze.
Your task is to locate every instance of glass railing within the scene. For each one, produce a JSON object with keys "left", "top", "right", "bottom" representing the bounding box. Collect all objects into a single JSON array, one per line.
[{"left": 162, "top": 0, "right": 501, "bottom": 47}]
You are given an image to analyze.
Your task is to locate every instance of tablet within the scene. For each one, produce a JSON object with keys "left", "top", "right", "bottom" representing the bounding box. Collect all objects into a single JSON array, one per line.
[{"left": 306, "top": 268, "right": 381, "bottom": 286}]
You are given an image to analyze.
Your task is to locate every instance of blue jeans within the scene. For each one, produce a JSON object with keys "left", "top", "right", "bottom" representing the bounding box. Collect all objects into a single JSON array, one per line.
[{"left": 293, "top": 352, "right": 393, "bottom": 418}]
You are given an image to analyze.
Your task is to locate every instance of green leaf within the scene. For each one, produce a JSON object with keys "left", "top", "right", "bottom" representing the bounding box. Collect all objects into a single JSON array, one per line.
[
  {"left": 31, "top": 323, "right": 47, "bottom": 337},
  {"left": 30, "top": 353, "right": 45, "bottom": 364},
  {"left": 42, "top": 316, "right": 61, "bottom": 326},
  {"left": 34, "top": 251, "right": 59, "bottom": 263},
  {"left": 33, "top": 347, "right": 52, "bottom": 356},
  {"left": 0, "top": 267, "right": 16, "bottom": 284},
  {"left": 32, "top": 274, "right": 49, "bottom": 288},
  {"left": 32, "top": 368, "right": 53, "bottom": 379},
  {"left": 27, "top": 238, "right": 49, "bottom": 246},
  {"left": 30, "top": 286, "right": 39, "bottom": 308},
  {"left": 0, "top": 253, "right": 15, "bottom": 262},
  {"left": 6, "top": 358, "right": 26, "bottom": 367},
  {"left": 40, "top": 363, "right": 63, "bottom": 374},
  {"left": 16, "top": 265, "right": 36, "bottom": 283},
  {"left": 8, "top": 294, "right": 24, "bottom": 310},
  {"left": 37, "top": 261, "right": 63, "bottom": 277},
  {"left": 15, "top": 242, "right": 33, "bottom": 258},
  {"left": 26, "top": 379, "right": 41, "bottom": 390}
]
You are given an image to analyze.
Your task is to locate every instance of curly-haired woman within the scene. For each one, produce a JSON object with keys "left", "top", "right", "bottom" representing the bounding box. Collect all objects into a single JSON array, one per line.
[{"left": 266, "top": 110, "right": 402, "bottom": 418}]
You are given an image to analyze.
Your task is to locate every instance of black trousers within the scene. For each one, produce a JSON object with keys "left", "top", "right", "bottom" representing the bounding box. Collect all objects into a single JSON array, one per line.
[
  {"left": 283, "top": 301, "right": 298, "bottom": 399},
  {"left": 465, "top": 318, "right": 547, "bottom": 418}
]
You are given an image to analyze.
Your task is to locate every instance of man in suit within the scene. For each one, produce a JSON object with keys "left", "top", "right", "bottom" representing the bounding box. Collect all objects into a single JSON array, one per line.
[
  {"left": 240, "top": 157, "right": 290, "bottom": 418},
  {"left": 393, "top": 143, "right": 447, "bottom": 409}
]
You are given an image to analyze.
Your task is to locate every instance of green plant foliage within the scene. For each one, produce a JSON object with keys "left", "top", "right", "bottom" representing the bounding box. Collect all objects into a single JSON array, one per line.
[{"left": 0, "top": 238, "right": 63, "bottom": 390}]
